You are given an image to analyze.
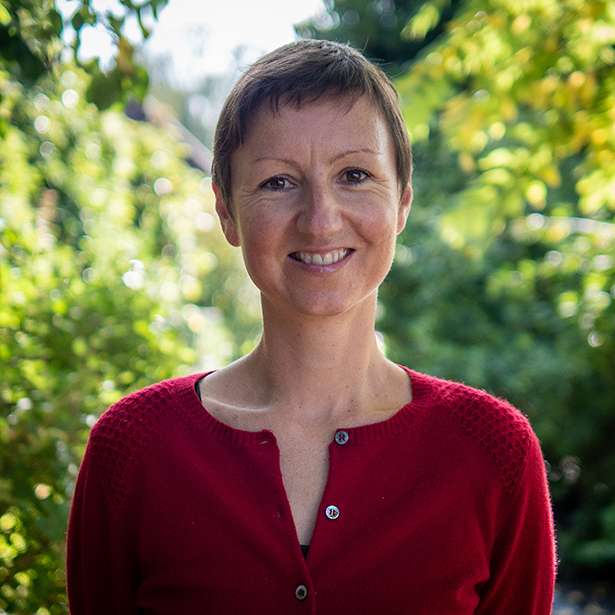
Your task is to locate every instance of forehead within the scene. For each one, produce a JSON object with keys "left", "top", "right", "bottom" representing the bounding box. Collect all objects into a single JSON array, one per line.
[{"left": 236, "top": 95, "right": 393, "bottom": 160}]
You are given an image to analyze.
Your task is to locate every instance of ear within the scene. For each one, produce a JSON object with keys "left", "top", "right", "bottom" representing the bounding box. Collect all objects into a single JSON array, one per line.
[
  {"left": 396, "top": 183, "right": 413, "bottom": 235},
  {"left": 213, "top": 182, "right": 240, "bottom": 247}
]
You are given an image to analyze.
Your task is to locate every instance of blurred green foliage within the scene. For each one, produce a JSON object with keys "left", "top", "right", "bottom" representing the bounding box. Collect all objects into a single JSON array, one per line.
[
  {"left": 302, "top": 0, "right": 615, "bottom": 581},
  {"left": 0, "top": 2, "right": 259, "bottom": 611}
]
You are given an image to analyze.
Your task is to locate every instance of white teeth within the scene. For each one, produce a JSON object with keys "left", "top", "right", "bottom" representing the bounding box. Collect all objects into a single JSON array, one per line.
[{"left": 295, "top": 249, "right": 349, "bottom": 265}]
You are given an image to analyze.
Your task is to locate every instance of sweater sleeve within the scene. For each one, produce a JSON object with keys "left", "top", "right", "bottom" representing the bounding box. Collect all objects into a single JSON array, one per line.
[
  {"left": 65, "top": 419, "right": 140, "bottom": 614},
  {"left": 475, "top": 430, "right": 557, "bottom": 615}
]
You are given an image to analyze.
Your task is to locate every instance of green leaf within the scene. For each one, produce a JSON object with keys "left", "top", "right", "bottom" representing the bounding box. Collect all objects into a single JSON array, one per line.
[
  {"left": 402, "top": 2, "right": 442, "bottom": 41},
  {"left": 85, "top": 65, "right": 122, "bottom": 110},
  {"left": 0, "top": 2, "right": 11, "bottom": 26}
]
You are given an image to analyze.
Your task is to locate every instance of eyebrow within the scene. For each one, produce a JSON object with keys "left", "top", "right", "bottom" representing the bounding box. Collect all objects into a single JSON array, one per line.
[{"left": 253, "top": 148, "right": 382, "bottom": 167}]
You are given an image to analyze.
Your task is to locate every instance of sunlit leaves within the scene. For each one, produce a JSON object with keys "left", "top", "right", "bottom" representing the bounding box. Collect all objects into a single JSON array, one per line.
[
  {"left": 0, "top": 0, "right": 169, "bottom": 109},
  {"left": 398, "top": 0, "right": 615, "bottom": 237},
  {"left": 402, "top": 0, "right": 450, "bottom": 41}
]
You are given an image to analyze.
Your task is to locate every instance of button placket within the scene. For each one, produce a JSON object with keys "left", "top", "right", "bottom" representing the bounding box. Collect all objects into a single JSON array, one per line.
[{"left": 324, "top": 434, "right": 346, "bottom": 526}]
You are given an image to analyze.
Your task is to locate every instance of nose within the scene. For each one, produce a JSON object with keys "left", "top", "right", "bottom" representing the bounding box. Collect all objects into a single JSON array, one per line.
[{"left": 296, "top": 182, "right": 343, "bottom": 239}]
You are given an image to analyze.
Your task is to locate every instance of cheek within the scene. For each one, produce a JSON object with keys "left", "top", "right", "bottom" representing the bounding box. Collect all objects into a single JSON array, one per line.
[
  {"left": 240, "top": 228, "right": 267, "bottom": 254},
  {"left": 238, "top": 209, "right": 278, "bottom": 248},
  {"left": 359, "top": 204, "right": 399, "bottom": 245},
  {"left": 356, "top": 207, "right": 399, "bottom": 278},
  {"left": 237, "top": 213, "right": 286, "bottom": 272}
]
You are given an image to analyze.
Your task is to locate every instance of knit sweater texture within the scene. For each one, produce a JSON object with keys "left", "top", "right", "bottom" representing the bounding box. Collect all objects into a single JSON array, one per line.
[{"left": 66, "top": 366, "right": 557, "bottom": 614}]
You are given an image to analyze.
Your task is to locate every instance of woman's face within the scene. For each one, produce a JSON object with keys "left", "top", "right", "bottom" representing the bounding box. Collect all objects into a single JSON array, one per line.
[{"left": 214, "top": 94, "right": 412, "bottom": 320}]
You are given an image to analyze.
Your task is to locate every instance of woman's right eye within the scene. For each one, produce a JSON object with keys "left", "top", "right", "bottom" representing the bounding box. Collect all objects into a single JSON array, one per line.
[{"left": 260, "top": 176, "right": 292, "bottom": 191}]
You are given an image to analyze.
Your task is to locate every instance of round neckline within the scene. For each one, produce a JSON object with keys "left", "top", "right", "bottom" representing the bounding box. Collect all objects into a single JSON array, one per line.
[{"left": 178, "top": 364, "right": 433, "bottom": 446}]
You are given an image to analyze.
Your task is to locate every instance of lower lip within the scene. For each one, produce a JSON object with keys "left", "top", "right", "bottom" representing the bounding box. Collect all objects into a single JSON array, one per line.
[{"left": 288, "top": 250, "right": 354, "bottom": 273}]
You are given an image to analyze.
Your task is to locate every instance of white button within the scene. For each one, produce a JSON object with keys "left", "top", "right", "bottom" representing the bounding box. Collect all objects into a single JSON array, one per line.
[
  {"left": 325, "top": 505, "right": 340, "bottom": 520},
  {"left": 295, "top": 584, "right": 308, "bottom": 600},
  {"left": 334, "top": 430, "right": 349, "bottom": 445}
]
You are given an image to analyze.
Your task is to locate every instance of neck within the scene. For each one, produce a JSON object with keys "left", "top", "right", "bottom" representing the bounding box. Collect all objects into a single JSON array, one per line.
[{"left": 244, "top": 294, "right": 398, "bottom": 425}]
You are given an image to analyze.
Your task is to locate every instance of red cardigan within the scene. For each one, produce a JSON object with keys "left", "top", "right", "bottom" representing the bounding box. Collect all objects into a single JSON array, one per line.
[{"left": 66, "top": 366, "right": 556, "bottom": 614}]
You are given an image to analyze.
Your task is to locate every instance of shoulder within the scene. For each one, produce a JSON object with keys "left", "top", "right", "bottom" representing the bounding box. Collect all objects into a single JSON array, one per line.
[
  {"left": 92, "top": 373, "right": 195, "bottom": 440},
  {"left": 85, "top": 373, "right": 201, "bottom": 503},
  {"left": 417, "top": 371, "right": 539, "bottom": 493}
]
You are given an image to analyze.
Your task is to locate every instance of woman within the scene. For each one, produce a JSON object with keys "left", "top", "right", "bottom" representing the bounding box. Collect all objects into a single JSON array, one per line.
[{"left": 66, "top": 39, "right": 556, "bottom": 614}]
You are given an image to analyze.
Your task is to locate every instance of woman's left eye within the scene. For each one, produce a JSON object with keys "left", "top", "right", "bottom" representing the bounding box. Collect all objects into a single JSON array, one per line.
[{"left": 342, "top": 169, "right": 370, "bottom": 184}]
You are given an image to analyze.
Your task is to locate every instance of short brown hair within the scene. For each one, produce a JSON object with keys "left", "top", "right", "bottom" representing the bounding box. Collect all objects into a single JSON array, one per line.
[{"left": 212, "top": 39, "right": 412, "bottom": 207}]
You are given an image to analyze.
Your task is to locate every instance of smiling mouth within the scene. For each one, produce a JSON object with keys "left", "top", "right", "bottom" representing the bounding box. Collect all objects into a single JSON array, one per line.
[{"left": 289, "top": 248, "right": 353, "bottom": 266}]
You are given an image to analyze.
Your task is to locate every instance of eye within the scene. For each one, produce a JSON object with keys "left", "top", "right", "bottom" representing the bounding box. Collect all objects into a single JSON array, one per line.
[
  {"left": 342, "top": 168, "right": 370, "bottom": 185},
  {"left": 260, "top": 176, "right": 293, "bottom": 191}
]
